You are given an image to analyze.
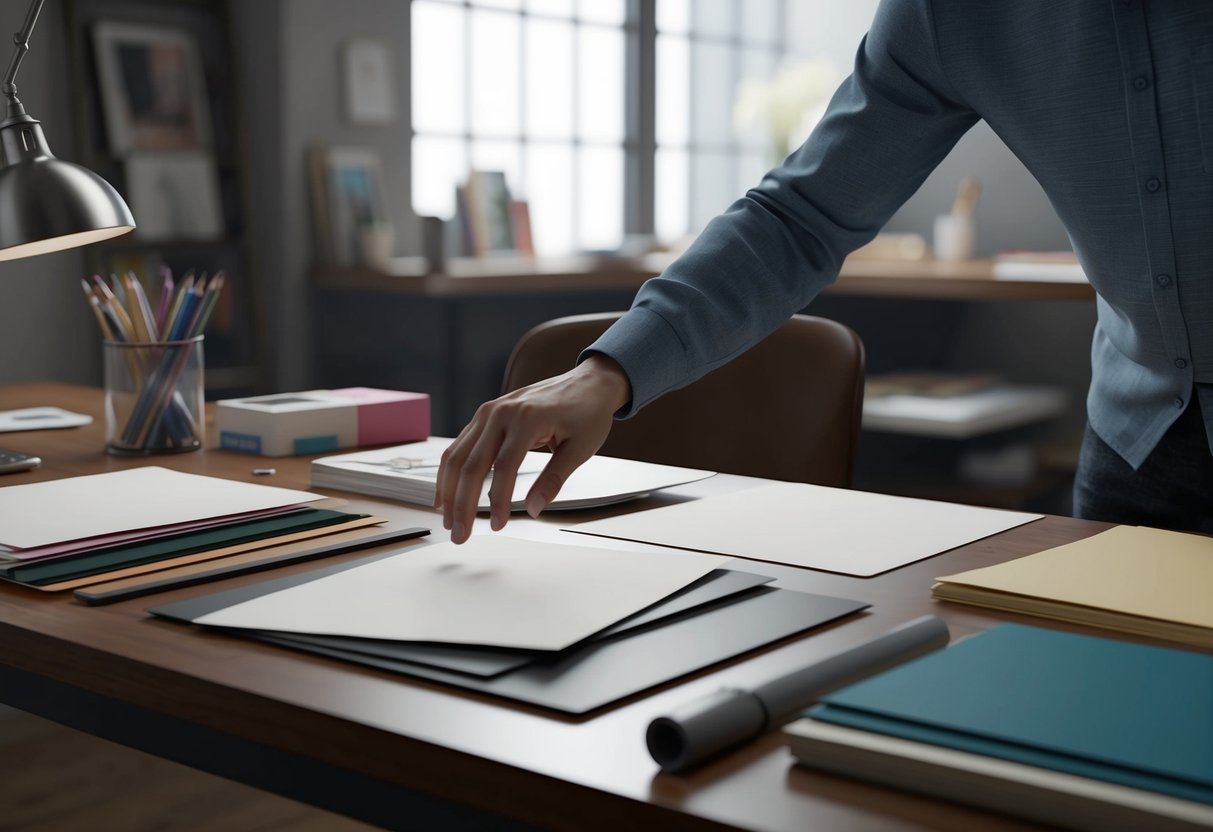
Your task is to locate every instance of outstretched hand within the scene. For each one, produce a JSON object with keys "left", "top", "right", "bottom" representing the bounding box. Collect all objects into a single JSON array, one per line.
[{"left": 434, "top": 354, "right": 632, "bottom": 543}]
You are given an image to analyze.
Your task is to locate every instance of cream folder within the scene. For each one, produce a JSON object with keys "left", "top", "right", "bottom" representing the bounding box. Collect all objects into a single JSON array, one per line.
[
  {"left": 933, "top": 525, "right": 1213, "bottom": 646},
  {"left": 566, "top": 482, "right": 1040, "bottom": 577},
  {"left": 0, "top": 467, "right": 323, "bottom": 550}
]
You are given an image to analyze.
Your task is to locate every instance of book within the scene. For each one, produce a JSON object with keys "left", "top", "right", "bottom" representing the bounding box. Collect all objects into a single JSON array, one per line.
[
  {"left": 784, "top": 625, "right": 1213, "bottom": 831},
  {"left": 310, "top": 437, "right": 715, "bottom": 511},
  {"left": 862, "top": 374, "right": 1067, "bottom": 438},
  {"left": 932, "top": 525, "right": 1213, "bottom": 648},
  {"left": 463, "top": 170, "right": 516, "bottom": 256},
  {"left": 992, "top": 250, "right": 1088, "bottom": 283}
]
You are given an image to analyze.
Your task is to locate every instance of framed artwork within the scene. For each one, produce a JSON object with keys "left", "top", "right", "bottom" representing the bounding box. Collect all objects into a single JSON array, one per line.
[
  {"left": 92, "top": 20, "right": 212, "bottom": 152},
  {"left": 125, "top": 150, "right": 224, "bottom": 241},
  {"left": 342, "top": 39, "right": 397, "bottom": 125},
  {"left": 324, "top": 147, "right": 391, "bottom": 265}
]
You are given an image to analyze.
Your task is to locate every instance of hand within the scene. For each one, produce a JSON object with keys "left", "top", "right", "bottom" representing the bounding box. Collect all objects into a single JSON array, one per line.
[{"left": 435, "top": 354, "right": 632, "bottom": 544}]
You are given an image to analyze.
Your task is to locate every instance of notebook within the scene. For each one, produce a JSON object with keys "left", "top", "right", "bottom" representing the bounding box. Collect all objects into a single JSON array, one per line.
[{"left": 785, "top": 625, "right": 1213, "bottom": 828}]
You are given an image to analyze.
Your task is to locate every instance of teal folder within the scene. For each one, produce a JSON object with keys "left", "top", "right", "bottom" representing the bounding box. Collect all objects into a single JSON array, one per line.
[
  {"left": 807, "top": 624, "right": 1213, "bottom": 805},
  {"left": 1, "top": 509, "right": 366, "bottom": 585}
]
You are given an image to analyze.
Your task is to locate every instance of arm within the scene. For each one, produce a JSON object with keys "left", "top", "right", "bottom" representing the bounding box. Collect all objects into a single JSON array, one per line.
[{"left": 438, "top": 0, "right": 977, "bottom": 542}]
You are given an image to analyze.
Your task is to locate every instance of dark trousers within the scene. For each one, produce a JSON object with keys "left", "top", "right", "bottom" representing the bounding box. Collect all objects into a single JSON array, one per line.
[{"left": 1073, "top": 397, "right": 1213, "bottom": 533}]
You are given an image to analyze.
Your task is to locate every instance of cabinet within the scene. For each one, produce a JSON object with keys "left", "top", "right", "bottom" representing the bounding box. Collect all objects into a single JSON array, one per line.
[{"left": 65, "top": 0, "right": 264, "bottom": 396}]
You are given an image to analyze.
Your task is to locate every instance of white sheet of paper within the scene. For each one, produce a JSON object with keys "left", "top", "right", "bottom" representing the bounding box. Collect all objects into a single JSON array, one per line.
[
  {"left": 0, "top": 407, "right": 93, "bottom": 432},
  {"left": 566, "top": 482, "right": 1041, "bottom": 577},
  {"left": 193, "top": 536, "right": 728, "bottom": 651},
  {"left": 0, "top": 467, "right": 324, "bottom": 550}
]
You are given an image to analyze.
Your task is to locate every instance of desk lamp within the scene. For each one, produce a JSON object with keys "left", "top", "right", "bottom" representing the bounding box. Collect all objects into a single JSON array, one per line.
[
  {"left": 0, "top": 0, "right": 135, "bottom": 260},
  {"left": 0, "top": 0, "right": 136, "bottom": 471}
]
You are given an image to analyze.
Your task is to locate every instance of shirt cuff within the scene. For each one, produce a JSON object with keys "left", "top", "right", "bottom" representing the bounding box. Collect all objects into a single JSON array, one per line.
[{"left": 577, "top": 307, "right": 690, "bottom": 419}]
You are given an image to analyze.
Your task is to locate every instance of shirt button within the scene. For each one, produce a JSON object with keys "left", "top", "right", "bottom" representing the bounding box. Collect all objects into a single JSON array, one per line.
[
  {"left": 1134, "top": 75, "right": 1149, "bottom": 90},
  {"left": 1156, "top": 273, "right": 1171, "bottom": 287},
  {"left": 1146, "top": 177, "right": 1161, "bottom": 192},
  {"left": 1175, "top": 397, "right": 1185, "bottom": 409},
  {"left": 1175, "top": 358, "right": 1188, "bottom": 369}
]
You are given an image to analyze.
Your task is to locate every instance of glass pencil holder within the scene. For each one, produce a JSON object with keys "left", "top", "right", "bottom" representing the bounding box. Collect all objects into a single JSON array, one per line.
[{"left": 103, "top": 335, "right": 205, "bottom": 455}]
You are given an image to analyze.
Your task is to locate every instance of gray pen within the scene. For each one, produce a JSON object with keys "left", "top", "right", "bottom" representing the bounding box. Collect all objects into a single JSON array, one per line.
[{"left": 646, "top": 615, "right": 950, "bottom": 773}]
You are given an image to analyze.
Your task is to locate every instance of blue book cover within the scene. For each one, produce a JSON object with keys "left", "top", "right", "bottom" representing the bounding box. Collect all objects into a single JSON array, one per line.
[{"left": 807, "top": 624, "right": 1213, "bottom": 805}]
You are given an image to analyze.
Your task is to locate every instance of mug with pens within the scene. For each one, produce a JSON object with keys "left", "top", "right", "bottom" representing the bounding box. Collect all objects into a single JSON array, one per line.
[{"left": 82, "top": 268, "right": 225, "bottom": 454}]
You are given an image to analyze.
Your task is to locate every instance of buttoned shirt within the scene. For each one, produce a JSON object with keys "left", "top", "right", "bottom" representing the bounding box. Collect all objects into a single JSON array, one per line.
[{"left": 589, "top": 0, "right": 1213, "bottom": 469}]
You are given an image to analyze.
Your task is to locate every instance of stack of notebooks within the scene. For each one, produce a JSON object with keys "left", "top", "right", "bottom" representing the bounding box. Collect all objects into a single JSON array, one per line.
[
  {"left": 151, "top": 535, "right": 869, "bottom": 714},
  {"left": 0, "top": 467, "right": 392, "bottom": 593},
  {"left": 784, "top": 624, "right": 1213, "bottom": 831},
  {"left": 311, "top": 437, "right": 715, "bottom": 510}
]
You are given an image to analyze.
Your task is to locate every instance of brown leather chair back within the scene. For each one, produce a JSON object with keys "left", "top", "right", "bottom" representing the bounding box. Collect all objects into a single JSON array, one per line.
[{"left": 502, "top": 313, "right": 865, "bottom": 487}]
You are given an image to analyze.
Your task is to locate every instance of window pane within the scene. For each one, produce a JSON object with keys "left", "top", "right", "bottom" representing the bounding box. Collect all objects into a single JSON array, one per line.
[
  {"left": 691, "top": 40, "right": 734, "bottom": 148},
  {"left": 412, "top": 2, "right": 465, "bottom": 134},
  {"left": 691, "top": 150, "right": 737, "bottom": 232},
  {"left": 473, "top": 0, "right": 522, "bottom": 9},
  {"left": 656, "top": 34, "right": 689, "bottom": 146},
  {"left": 470, "top": 10, "right": 521, "bottom": 137},
  {"left": 412, "top": 136, "right": 467, "bottom": 218},
  {"left": 736, "top": 48, "right": 778, "bottom": 149},
  {"left": 525, "top": 18, "right": 574, "bottom": 139},
  {"left": 656, "top": 0, "right": 689, "bottom": 33},
  {"left": 692, "top": 0, "right": 734, "bottom": 39},
  {"left": 525, "top": 143, "right": 574, "bottom": 255},
  {"left": 578, "top": 27, "right": 624, "bottom": 142},
  {"left": 577, "top": 0, "right": 625, "bottom": 26},
  {"left": 577, "top": 145, "right": 623, "bottom": 251},
  {"left": 470, "top": 140, "right": 523, "bottom": 197},
  {"left": 527, "top": 0, "right": 573, "bottom": 16},
  {"left": 740, "top": 0, "right": 780, "bottom": 46},
  {"left": 655, "top": 147, "right": 688, "bottom": 244}
]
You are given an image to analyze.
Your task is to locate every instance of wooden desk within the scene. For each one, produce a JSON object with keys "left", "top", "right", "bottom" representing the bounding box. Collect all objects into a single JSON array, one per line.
[{"left": 0, "top": 383, "right": 1111, "bottom": 831}]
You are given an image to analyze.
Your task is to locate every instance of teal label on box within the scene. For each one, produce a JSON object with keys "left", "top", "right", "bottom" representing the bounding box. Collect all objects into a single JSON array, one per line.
[
  {"left": 220, "top": 431, "right": 261, "bottom": 454},
  {"left": 294, "top": 435, "right": 339, "bottom": 454}
]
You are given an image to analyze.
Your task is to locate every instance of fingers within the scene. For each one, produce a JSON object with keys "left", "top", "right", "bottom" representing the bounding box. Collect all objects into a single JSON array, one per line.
[
  {"left": 486, "top": 432, "right": 533, "bottom": 531},
  {"left": 447, "top": 419, "right": 503, "bottom": 545},
  {"left": 524, "top": 432, "right": 599, "bottom": 518}
]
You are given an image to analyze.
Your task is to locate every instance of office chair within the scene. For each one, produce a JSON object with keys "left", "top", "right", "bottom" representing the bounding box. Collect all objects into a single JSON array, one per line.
[{"left": 502, "top": 312, "right": 865, "bottom": 487}]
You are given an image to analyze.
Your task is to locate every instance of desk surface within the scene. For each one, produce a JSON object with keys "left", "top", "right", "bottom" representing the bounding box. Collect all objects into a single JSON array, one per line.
[
  {"left": 0, "top": 383, "right": 1114, "bottom": 831},
  {"left": 314, "top": 254, "right": 1096, "bottom": 302}
]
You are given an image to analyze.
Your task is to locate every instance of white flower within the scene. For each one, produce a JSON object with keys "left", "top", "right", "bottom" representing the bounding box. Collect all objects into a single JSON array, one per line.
[{"left": 734, "top": 58, "right": 839, "bottom": 161}]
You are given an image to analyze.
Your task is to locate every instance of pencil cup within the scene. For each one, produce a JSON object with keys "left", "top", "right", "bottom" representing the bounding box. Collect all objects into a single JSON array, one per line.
[{"left": 103, "top": 336, "right": 205, "bottom": 455}]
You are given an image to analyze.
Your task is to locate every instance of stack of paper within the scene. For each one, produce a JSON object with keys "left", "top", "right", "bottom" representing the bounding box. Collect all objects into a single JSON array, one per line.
[
  {"left": 311, "top": 437, "right": 715, "bottom": 510},
  {"left": 932, "top": 525, "right": 1213, "bottom": 647},
  {"left": 785, "top": 625, "right": 1213, "bottom": 830},
  {"left": 152, "top": 536, "right": 869, "bottom": 713},
  {"left": 0, "top": 467, "right": 382, "bottom": 591}
]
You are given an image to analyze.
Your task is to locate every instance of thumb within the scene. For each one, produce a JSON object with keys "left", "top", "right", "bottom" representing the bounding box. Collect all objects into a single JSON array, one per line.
[{"left": 524, "top": 436, "right": 599, "bottom": 518}]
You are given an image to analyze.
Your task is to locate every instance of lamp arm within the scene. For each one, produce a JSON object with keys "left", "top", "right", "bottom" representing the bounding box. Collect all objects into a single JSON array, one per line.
[{"left": 3, "top": 0, "right": 45, "bottom": 110}]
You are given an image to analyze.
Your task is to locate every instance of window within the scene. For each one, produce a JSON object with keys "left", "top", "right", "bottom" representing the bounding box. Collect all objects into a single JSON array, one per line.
[
  {"left": 411, "top": 0, "right": 628, "bottom": 255},
  {"left": 411, "top": 0, "right": 865, "bottom": 255}
]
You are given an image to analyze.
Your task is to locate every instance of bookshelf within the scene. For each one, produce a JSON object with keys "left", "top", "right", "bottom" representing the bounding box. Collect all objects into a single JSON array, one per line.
[{"left": 65, "top": 0, "right": 265, "bottom": 396}]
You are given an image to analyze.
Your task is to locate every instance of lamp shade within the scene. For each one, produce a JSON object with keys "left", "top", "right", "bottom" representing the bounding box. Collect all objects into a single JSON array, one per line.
[{"left": 0, "top": 115, "right": 134, "bottom": 262}]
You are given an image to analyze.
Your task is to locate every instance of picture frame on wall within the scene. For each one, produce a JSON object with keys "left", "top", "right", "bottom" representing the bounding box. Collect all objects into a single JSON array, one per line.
[
  {"left": 342, "top": 39, "right": 397, "bottom": 125},
  {"left": 92, "top": 20, "right": 213, "bottom": 153}
]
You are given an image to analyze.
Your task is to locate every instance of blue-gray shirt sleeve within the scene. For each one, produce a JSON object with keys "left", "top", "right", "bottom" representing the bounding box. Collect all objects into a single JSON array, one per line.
[{"left": 586, "top": 0, "right": 979, "bottom": 417}]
